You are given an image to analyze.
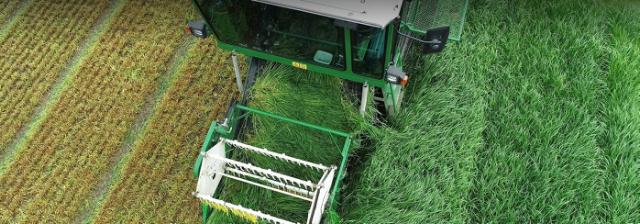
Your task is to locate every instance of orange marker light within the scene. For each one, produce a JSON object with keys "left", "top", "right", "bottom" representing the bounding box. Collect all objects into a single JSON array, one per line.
[{"left": 400, "top": 75, "right": 409, "bottom": 87}]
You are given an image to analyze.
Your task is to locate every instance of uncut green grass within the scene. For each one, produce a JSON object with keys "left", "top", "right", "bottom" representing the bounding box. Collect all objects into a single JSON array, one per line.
[
  {"left": 208, "top": 65, "right": 362, "bottom": 223},
  {"left": 343, "top": 12, "right": 490, "bottom": 224},
  {"left": 600, "top": 4, "right": 640, "bottom": 222},
  {"left": 343, "top": 0, "right": 640, "bottom": 223},
  {"left": 470, "top": 1, "right": 610, "bottom": 222}
]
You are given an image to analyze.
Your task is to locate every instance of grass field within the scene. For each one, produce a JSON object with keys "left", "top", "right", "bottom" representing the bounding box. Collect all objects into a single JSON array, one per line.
[
  {"left": 345, "top": 0, "right": 640, "bottom": 223},
  {"left": 601, "top": 5, "right": 640, "bottom": 222},
  {"left": 0, "top": 0, "right": 638, "bottom": 223},
  {"left": 469, "top": 1, "right": 607, "bottom": 222}
]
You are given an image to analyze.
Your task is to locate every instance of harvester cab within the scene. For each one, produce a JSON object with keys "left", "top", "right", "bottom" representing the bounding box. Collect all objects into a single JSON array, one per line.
[{"left": 187, "top": 0, "right": 468, "bottom": 223}]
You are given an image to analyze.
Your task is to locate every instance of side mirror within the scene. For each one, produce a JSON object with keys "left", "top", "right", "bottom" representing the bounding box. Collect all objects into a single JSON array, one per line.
[
  {"left": 186, "top": 20, "right": 209, "bottom": 38},
  {"left": 422, "top": 26, "right": 450, "bottom": 54},
  {"left": 386, "top": 66, "right": 408, "bottom": 86}
]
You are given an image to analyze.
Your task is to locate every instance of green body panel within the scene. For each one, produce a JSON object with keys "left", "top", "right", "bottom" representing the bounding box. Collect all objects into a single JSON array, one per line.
[
  {"left": 344, "top": 29, "right": 354, "bottom": 74},
  {"left": 384, "top": 24, "right": 396, "bottom": 68}
]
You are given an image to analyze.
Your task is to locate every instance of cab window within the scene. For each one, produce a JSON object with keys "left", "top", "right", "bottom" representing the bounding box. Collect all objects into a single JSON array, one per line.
[
  {"left": 196, "top": 0, "right": 345, "bottom": 70},
  {"left": 351, "top": 26, "right": 387, "bottom": 78}
]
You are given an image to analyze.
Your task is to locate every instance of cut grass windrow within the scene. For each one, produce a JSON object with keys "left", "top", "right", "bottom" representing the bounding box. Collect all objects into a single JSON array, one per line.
[
  {"left": 0, "top": 0, "right": 192, "bottom": 222},
  {"left": 92, "top": 39, "right": 236, "bottom": 223},
  {"left": 343, "top": 8, "right": 489, "bottom": 222},
  {"left": 469, "top": 0, "right": 609, "bottom": 222},
  {"left": 599, "top": 6, "right": 640, "bottom": 222},
  {"left": 0, "top": 0, "right": 111, "bottom": 154}
]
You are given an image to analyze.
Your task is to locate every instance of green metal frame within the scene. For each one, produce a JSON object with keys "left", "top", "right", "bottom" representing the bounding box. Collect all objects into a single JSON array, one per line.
[{"left": 193, "top": 104, "right": 353, "bottom": 224}]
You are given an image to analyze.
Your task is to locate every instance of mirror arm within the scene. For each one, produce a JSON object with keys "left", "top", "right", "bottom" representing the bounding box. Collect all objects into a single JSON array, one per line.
[{"left": 396, "top": 31, "right": 442, "bottom": 44}]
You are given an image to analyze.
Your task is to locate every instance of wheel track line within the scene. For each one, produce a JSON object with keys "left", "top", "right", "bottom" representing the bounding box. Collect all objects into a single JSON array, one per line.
[
  {"left": 77, "top": 37, "right": 196, "bottom": 224},
  {"left": 0, "top": 0, "right": 33, "bottom": 43},
  {"left": 0, "top": 0, "right": 125, "bottom": 176}
]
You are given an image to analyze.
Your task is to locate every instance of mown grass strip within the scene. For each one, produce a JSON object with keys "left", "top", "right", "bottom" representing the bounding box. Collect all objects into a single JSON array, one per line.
[
  {"left": 343, "top": 6, "right": 490, "bottom": 222},
  {"left": 0, "top": 0, "right": 193, "bottom": 222},
  {"left": 469, "top": 0, "right": 608, "bottom": 222},
  {"left": 0, "top": 0, "right": 117, "bottom": 173},
  {"left": 93, "top": 39, "right": 236, "bottom": 223},
  {"left": 77, "top": 37, "right": 195, "bottom": 224},
  {"left": 599, "top": 5, "right": 640, "bottom": 222},
  {"left": 0, "top": 0, "right": 33, "bottom": 42}
]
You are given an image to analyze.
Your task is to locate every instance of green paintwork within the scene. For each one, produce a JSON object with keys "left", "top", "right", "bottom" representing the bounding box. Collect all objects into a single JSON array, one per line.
[
  {"left": 236, "top": 105, "right": 350, "bottom": 138},
  {"left": 384, "top": 23, "right": 395, "bottom": 68},
  {"left": 329, "top": 136, "right": 351, "bottom": 211}
]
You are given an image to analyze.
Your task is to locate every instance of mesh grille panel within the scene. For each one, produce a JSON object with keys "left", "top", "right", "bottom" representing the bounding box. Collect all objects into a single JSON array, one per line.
[{"left": 404, "top": 0, "right": 469, "bottom": 41}]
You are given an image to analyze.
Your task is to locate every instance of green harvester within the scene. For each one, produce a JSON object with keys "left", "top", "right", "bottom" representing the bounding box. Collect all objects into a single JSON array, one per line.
[{"left": 187, "top": 0, "right": 468, "bottom": 223}]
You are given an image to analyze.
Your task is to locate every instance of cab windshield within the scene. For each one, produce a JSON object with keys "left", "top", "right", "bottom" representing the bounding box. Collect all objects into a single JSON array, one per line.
[{"left": 197, "top": 0, "right": 346, "bottom": 70}]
